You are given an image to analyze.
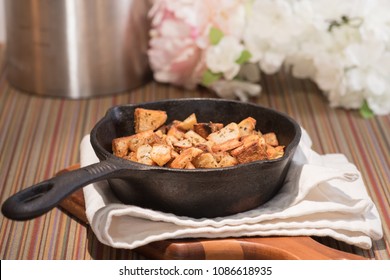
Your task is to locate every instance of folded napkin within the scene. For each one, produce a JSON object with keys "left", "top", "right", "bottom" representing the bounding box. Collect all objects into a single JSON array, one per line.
[{"left": 80, "top": 128, "right": 383, "bottom": 250}]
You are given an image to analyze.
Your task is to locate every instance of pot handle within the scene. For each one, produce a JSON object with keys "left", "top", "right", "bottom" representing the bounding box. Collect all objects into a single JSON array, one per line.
[{"left": 2, "top": 160, "right": 123, "bottom": 221}]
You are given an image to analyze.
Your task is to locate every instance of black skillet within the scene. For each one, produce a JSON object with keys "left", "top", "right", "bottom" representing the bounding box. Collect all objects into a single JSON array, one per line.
[{"left": 2, "top": 98, "right": 301, "bottom": 220}]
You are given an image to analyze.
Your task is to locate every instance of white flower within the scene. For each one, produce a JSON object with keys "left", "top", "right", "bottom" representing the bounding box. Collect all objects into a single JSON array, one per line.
[
  {"left": 344, "top": 42, "right": 387, "bottom": 96},
  {"left": 210, "top": 80, "right": 261, "bottom": 102},
  {"left": 206, "top": 35, "right": 244, "bottom": 80},
  {"left": 327, "top": 86, "right": 364, "bottom": 110},
  {"left": 350, "top": 0, "right": 390, "bottom": 43},
  {"left": 312, "top": 53, "right": 344, "bottom": 93},
  {"left": 284, "top": 0, "right": 390, "bottom": 115},
  {"left": 244, "top": 0, "right": 304, "bottom": 74},
  {"left": 366, "top": 91, "right": 390, "bottom": 115},
  {"left": 344, "top": 41, "right": 390, "bottom": 114},
  {"left": 207, "top": 0, "right": 247, "bottom": 39}
]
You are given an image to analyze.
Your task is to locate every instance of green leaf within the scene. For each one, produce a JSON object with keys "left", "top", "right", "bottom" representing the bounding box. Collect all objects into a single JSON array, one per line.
[
  {"left": 359, "top": 100, "right": 374, "bottom": 119},
  {"left": 236, "top": 50, "right": 252, "bottom": 64},
  {"left": 209, "top": 27, "right": 224, "bottom": 45},
  {"left": 201, "top": 69, "right": 222, "bottom": 86}
]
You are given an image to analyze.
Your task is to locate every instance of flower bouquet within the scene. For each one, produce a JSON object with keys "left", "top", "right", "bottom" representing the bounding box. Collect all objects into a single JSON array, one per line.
[{"left": 147, "top": 0, "right": 390, "bottom": 117}]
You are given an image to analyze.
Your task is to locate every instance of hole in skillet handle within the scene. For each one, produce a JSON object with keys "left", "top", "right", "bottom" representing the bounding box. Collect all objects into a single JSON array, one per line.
[
  {"left": 21, "top": 183, "right": 54, "bottom": 203},
  {"left": 1, "top": 181, "right": 55, "bottom": 221}
]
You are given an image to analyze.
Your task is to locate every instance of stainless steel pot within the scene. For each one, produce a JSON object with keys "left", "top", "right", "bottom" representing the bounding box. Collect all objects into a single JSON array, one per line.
[{"left": 5, "top": 0, "right": 152, "bottom": 98}]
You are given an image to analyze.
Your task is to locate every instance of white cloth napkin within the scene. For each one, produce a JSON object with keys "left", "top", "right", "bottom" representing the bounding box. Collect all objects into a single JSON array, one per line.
[{"left": 80, "top": 129, "right": 383, "bottom": 250}]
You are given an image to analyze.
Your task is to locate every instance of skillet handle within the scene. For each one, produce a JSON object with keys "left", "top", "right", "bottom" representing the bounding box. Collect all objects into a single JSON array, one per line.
[{"left": 1, "top": 161, "right": 122, "bottom": 221}]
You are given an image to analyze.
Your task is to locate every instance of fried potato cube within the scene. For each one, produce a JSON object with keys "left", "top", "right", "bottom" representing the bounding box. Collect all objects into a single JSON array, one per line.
[
  {"left": 123, "top": 152, "right": 137, "bottom": 162},
  {"left": 207, "top": 122, "right": 240, "bottom": 144},
  {"left": 136, "top": 144, "right": 154, "bottom": 165},
  {"left": 170, "top": 147, "right": 203, "bottom": 169},
  {"left": 192, "top": 153, "right": 219, "bottom": 168},
  {"left": 173, "top": 138, "right": 192, "bottom": 149},
  {"left": 211, "top": 138, "right": 242, "bottom": 153},
  {"left": 165, "top": 134, "right": 177, "bottom": 147},
  {"left": 176, "top": 113, "right": 197, "bottom": 131},
  {"left": 154, "top": 129, "right": 164, "bottom": 138},
  {"left": 240, "top": 134, "right": 262, "bottom": 145},
  {"left": 210, "top": 151, "right": 237, "bottom": 166},
  {"left": 253, "top": 130, "right": 263, "bottom": 137},
  {"left": 112, "top": 136, "right": 131, "bottom": 157},
  {"left": 185, "top": 162, "right": 196, "bottom": 169},
  {"left": 127, "top": 130, "right": 156, "bottom": 152},
  {"left": 167, "top": 124, "right": 185, "bottom": 139},
  {"left": 150, "top": 144, "right": 172, "bottom": 166},
  {"left": 231, "top": 135, "right": 267, "bottom": 163},
  {"left": 263, "top": 132, "right": 279, "bottom": 147},
  {"left": 238, "top": 117, "right": 256, "bottom": 137},
  {"left": 134, "top": 108, "right": 167, "bottom": 133},
  {"left": 155, "top": 124, "right": 169, "bottom": 135},
  {"left": 193, "top": 122, "right": 223, "bottom": 139},
  {"left": 194, "top": 141, "right": 214, "bottom": 153},
  {"left": 266, "top": 145, "right": 285, "bottom": 160},
  {"left": 171, "top": 149, "right": 180, "bottom": 158},
  {"left": 210, "top": 151, "right": 226, "bottom": 162},
  {"left": 184, "top": 130, "right": 207, "bottom": 145},
  {"left": 218, "top": 153, "right": 238, "bottom": 167}
]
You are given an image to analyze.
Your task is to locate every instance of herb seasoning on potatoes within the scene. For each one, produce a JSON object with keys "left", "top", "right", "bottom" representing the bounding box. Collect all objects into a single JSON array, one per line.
[{"left": 112, "top": 108, "right": 285, "bottom": 168}]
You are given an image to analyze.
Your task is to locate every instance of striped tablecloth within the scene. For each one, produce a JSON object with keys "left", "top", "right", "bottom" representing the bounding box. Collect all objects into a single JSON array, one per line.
[{"left": 0, "top": 45, "right": 389, "bottom": 260}]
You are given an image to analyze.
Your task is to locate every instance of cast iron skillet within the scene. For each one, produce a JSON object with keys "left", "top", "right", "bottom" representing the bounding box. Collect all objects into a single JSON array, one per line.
[{"left": 2, "top": 98, "right": 301, "bottom": 220}]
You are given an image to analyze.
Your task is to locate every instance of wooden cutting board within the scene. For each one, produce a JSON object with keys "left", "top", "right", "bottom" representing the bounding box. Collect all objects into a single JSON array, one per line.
[{"left": 58, "top": 165, "right": 365, "bottom": 260}]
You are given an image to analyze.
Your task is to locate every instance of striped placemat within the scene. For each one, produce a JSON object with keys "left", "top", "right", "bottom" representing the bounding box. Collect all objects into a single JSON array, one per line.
[{"left": 0, "top": 44, "right": 388, "bottom": 259}]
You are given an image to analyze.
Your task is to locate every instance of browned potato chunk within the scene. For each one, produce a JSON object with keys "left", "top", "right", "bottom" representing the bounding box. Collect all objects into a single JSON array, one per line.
[
  {"left": 211, "top": 138, "right": 242, "bottom": 153},
  {"left": 263, "top": 132, "right": 279, "bottom": 147},
  {"left": 123, "top": 151, "right": 137, "bottom": 162},
  {"left": 134, "top": 108, "right": 167, "bottom": 133},
  {"left": 150, "top": 144, "right": 172, "bottom": 166},
  {"left": 176, "top": 113, "right": 197, "bottom": 131},
  {"left": 112, "top": 136, "right": 131, "bottom": 157},
  {"left": 240, "top": 134, "right": 262, "bottom": 145},
  {"left": 185, "top": 162, "right": 196, "bottom": 169},
  {"left": 218, "top": 153, "right": 238, "bottom": 167},
  {"left": 167, "top": 125, "right": 185, "bottom": 139},
  {"left": 238, "top": 117, "right": 256, "bottom": 137},
  {"left": 192, "top": 153, "right": 219, "bottom": 168},
  {"left": 127, "top": 130, "right": 156, "bottom": 152},
  {"left": 207, "top": 122, "right": 239, "bottom": 144},
  {"left": 231, "top": 135, "right": 267, "bottom": 163},
  {"left": 136, "top": 144, "right": 154, "bottom": 165},
  {"left": 210, "top": 151, "right": 226, "bottom": 162},
  {"left": 165, "top": 135, "right": 179, "bottom": 149},
  {"left": 170, "top": 149, "right": 180, "bottom": 158},
  {"left": 193, "top": 123, "right": 223, "bottom": 139},
  {"left": 266, "top": 145, "right": 285, "bottom": 160},
  {"left": 194, "top": 141, "right": 214, "bottom": 153},
  {"left": 173, "top": 138, "right": 192, "bottom": 149},
  {"left": 184, "top": 130, "right": 207, "bottom": 145},
  {"left": 170, "top": 147, "right": 203, "bottom": 169}
]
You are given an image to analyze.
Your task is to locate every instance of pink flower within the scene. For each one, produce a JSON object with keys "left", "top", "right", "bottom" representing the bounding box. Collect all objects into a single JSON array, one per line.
[
  {"left": 148, "top": 0, "right": 208, "bottom": 89},
  {"left": 147, "top": 0, "right": 248, "bottom": 89}
]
